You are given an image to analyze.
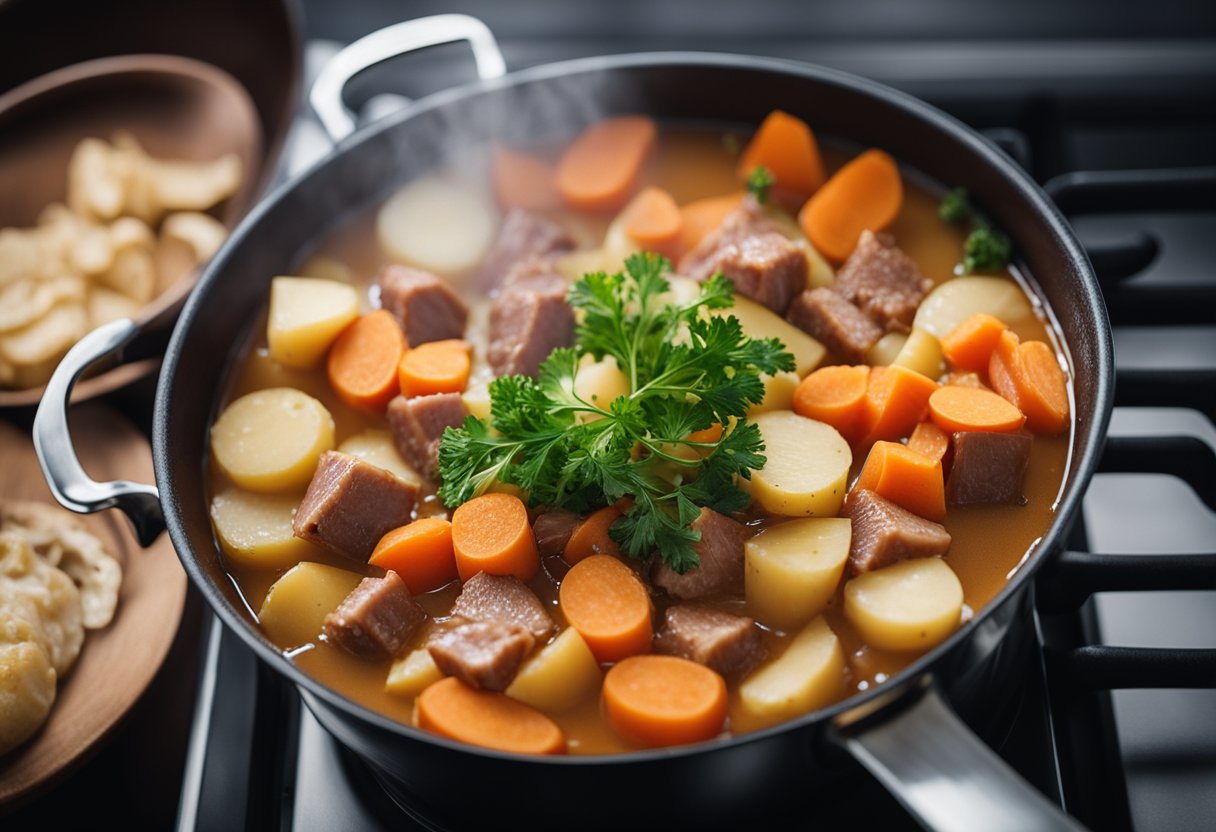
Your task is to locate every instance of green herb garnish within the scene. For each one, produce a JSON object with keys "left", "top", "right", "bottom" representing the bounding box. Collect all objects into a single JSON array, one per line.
[
  {"left": 437, "top": 252, "right": 794, "bottom": 573},
  {"left": 938, "top": 186, "right": 1012, "bottom": 273},
  {"left": 938, "top": 186, "right": 973, "bottom": 225},
  {"left": 746, "top": 165, "right": 776, "bottom": 204}
]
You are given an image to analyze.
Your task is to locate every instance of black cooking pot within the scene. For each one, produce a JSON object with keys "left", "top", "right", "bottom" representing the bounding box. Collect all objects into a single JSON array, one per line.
[{"left": 35, "top": 15, "right": 1112, "bottom": 831}]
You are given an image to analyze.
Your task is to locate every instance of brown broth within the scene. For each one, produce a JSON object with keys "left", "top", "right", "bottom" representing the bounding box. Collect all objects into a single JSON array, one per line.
[{"left": 209, "top": 127, "right": 1071, "bottom": 755}]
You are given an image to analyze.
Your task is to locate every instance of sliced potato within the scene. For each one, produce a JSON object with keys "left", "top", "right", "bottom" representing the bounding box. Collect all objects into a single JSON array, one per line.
[
  {"left": 210, "top": 488, "right": 312, "bottom": 570},
  {"left": 747, "top": 371, "right": 801, "bottom": 417},
  {"left": 553, "top": 248, "right": 611, "bottom": 283},
  {"left": 210, "top": 387, "right": 335, "bottom": 493},
  {"left": 745, "top": 518, "right": 850, "bottom": 631},
  {"left": 574, "top": 354, "right": 630, "bottom": 419},
  {"left": 867, "top": 332, "right": 906, "bottom": 367},
  {"left": 891, "top": 327, "right": 945, "bottom": 379},
  {"left": 913, "top": 276, "right": 1033, "bottom": 339},
  {"left": 737, "top": 616, "right": 845, "bottom": 729},
  {"left": 298, "top": 256, "right": 353, "bottom": 283},
  {"left": 377, "top": 176, "right": 496, "bottom": 275},
  {"left": 844, "top": 557, "right": 963, "bottom": 653},
  {"left": 600, "top": 208, "right": 640, "bottom": 276},
  {"left": 267, "top": 276, "right": 360, "bottom": 369},
  {"left": 336, "top": 430, "right": 420, "bottom": 486},
  {"left": 258, "top": 562, "right": 363, "bottom": 649},
  {"left": 712, "top": 294, "right": 826, "bottom": 377},
  {"left": 385, "top": 648, "right": 443, "bottom": 697},
  {"left": 462, "top": 381, "right": 492, "bottom": 421},
  {"left": 743, "top": 411, "right": 851, "bottom": 516},
  {"left": 506, "top": 627, "right": 602, "bottom": 712}
]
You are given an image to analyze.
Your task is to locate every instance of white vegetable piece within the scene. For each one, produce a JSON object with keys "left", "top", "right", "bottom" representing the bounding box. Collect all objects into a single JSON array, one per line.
[
  {"left": 844, "top": 557, "right": 964, "bottom": 652},
  {"left": 573, "top": 355, "right": 630, "bottom": 421},
  {"left": 745, "top": 517, "right": 851, "bottom": 631},
  {"left": 712, "top": 294, "right": 826, "bottom": 377},
  {"left": 743, "top": 411, "right": 852, "bottom": 516},
  {"left": 210, "top": 488, "right": 312, "bottom": 570},
  {"left": 266, "top": 276, "right": 360, "bottom": 370},
  {"left": 258, "top": 562, "right": 363, "bottom": 649},
  {"left": 738, "top": 616, "right": 845, "bottom": 728},
  {"left": 867, "top": 332, "right": 906, "bottom": 367},
  {"left": 505, "top": 628, "right": 603, "bottom": 712},
  {"left": 891, "top": 327, "right": 946, "bottom": 380},
  {"left": 913, "top": 276, "right": 1033, "bottom": 339},
  {"left": 385, "top": 649, "right": 444, "bottom": 697},
  {"left": 747, "top": 371, "right": 801, "bottom": 417},
  {"left": 377, "top": 176, "right": 497, "bottom": 275},
  {"left": 210, "top": 387, "right": 335, "bottom": 493},
  {"left": 337, "top": 430, "right": 421, "bottom": 487}
]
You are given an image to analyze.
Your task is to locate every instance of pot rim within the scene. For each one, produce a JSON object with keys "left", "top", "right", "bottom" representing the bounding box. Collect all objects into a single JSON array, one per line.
[{"left": 157, "top": 50, "right": 1114, "bottom": 766}]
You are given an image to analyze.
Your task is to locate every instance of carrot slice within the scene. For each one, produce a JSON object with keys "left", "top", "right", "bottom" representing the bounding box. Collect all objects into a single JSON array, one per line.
[
  {"left": 602, "top": 655, "right": 728, "bottom": 748},
  {"left": 326, "top": 309, "right": 405, "bottom": 411},
  {"left": 370, "top": 517, "right": 457, "bottom": 594},
  {"left": 555, "top": 116, "right": 657, "bottom": 212},
  {"left": 398, "top": 339, "right": 472, "bottom": 397},
  {"left": 737, "top": 110, "right": 826, "bottom": 198},
  {"left": 491, "top": 146, "right": 561, "bottom": 211},
  {"left": 988, "top": 329, "right": 1023, "bottom": 406},
  {"left": 907, "top": 421, "right": 951, "bottom": 465},
  {"left": 860, "top": 365, "right": 939, "bottom": 447},
  {"left": 621, "top": 186, "right": 683, "bottom": 259},
  {"left": 451, "top": 492, "right": 539, "bottom": 582},
  {"left": 563, "top": 505, "right": 623, "bottom": 565},
  {"left": 853, "top": 440, "right": 946, "bottom": 521},
  {"left": 792, "top": 364, "right": 871, "bottom": 443},
  {"left": 559, "top": 554, "right": 652, "bottom": 663},
  {"left": 798, "top": 149, "right": 903, "bottom": 263},
  {"left": 929, "top": 385, "right": 1026, "bottom": 433},
  {"left": 941, "top": 313, "right": 1008, "bottom": 373},
  {"left": 679, "top": 192, "right": 745, "bottom": 252},
  {"left": 686, "top": 422, "right": 724, "bottom": 445},
  {"left": 1013, "top": 340, "right": 1071, "bottom": 434},
  {"left": 416, "top": 676, "right": 566, "bottom": 755},
  {"left": 944, "top": 370, "right": 988, "bottom": 390}
]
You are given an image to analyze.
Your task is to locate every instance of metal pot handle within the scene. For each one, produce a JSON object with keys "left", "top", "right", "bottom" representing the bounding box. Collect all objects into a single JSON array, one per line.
[
  {"left": 33, "top": 319, "right": 164, "bottom": 547},
  {"left": 309, "top": 13, "right": 506, "bottom": 144},
  {"left": 835, "top": 682, "right": 1087, "bottom": 832}
]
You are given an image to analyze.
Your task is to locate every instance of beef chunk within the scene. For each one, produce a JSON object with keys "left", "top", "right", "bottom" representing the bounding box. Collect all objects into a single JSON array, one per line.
[
  {"left": 654, "top": 605, "right": 765, "bottom": 677},
  {"left": 679, "top": 196, "right": 775, "bottom": 277},
  {"left": 428, "top": 620, "right": 534, "bottom": 691},
  {"left": 843, "top": 489, "right": 952, "bottom": 575},
  {"left": 834, "top": 231, "right": 932, "bottom": 333},
  {"left": 652, "top": 508, "right": 752, "bottom": 600},
  {"left": 487, "top": 267, "right": 575, "bottom": 377},
  {"left": 293, "top": 451, "right": 418, "bottom": 560},
  {"left": 323, "top": 571, "right": 425, "bottom": 660},
  {"left": 477, "top": 209, "right": 574, "bottom": 291},
  {"left": 450, "top": 572, "right": 555, "bottom": 642},
  {"left": 386, "top": 392, "right": 466, "bottom": 480},
  {"left": 946, "top": 431, "right": 1032, "bottom": 506},
  {"left": 786, "top": 287, "right": 883, "bottom": 363},
  {"left": 533, "top": 509, "right": 580, "bottom": 558},
  {"left": 378, "top": 265, "right": 468, "bottom": 346}
]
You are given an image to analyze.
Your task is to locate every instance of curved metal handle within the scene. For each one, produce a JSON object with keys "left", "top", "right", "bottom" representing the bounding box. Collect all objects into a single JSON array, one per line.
[
  {"left": 309, "top": 13, "right": 506, "bottom": 144},
  {"left": 835, "top": 683, "right": 1087, "bottom": 832},
  {"left": 33, "top": 319, "right": 164, "bottom": 547}
]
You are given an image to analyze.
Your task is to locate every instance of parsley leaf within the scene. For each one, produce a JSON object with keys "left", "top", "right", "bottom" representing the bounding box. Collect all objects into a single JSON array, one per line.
[
  {"left": 746, "top": 165, "right": 776, "bottom": 204},
  {"left": 938, "top": 186, "right": 1012, "bottom": 273}
]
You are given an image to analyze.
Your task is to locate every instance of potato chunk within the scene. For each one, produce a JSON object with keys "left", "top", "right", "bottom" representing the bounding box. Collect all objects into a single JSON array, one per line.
[
  {"left": 747, "top": 371, "right": 801, "bottom": 417},
  {"left": 210, "top": 488, "right": 311, "bottom": 570},
  {"left": 913, "top": 276, "right": 1032, "bottom": 340},
  {"left": 573, "top": 355, "right": 630, "bottom": 419},
  {"left": 843, "top": 556, "right": 963, "bottom": 652},
  {"left": 506, "top": 628, "right": 602, "bottom": 712},
  {"left": 336, "top": 430, "right": 421, "bottom": 487},
  {"left": 385, "top": 648, "right": 443, "bottom": 697},
  {"left": 258, "top": 562, "right": 363, "bottom": 649},
  {"left": 737, "top": 616, "right": 844, "bottom": 729},
  {"left": 377, "top": 176, "right": 496, "bottom": 275},
  {"left": 211, "top": 388, "right": 335, "bottom": 493},
  {"left": 743, "top": 411, "right": 851, "bottom": 516},
  {"left": 267, "top": 276, "right": 359, "bottom": 369},
  {"left": 745, "top": 518, "right": 850, "bottom": 631},
  {"left": 892, "top": 327, "right": 945, "bottom": 379},
  {"left": 712, "top": 294, "right": 826, "bottom": 377}
]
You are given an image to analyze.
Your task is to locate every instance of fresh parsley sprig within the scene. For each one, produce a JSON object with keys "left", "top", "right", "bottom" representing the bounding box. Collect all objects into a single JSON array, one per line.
[
  {"left": 437, "top": 252, "right": 794, "bottom": 573},
  {"left": 938, "top": 186, "right": 1013, "bottom": 273}
]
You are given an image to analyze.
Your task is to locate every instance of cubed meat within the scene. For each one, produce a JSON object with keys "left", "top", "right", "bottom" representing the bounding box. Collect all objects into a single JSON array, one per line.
[
  {"left": 654, "top": 605, "right": 765, "bottom": 677},
  {"left": 500, "top": 256, "right": 571, "bottom": 299},
  {"left": 386, "top": 392, "right": 466, "bottom": 480},
  {"left": 533, "top": 509, "right": 580, "bottom": 558},
  {"left": 946, "top": 431, "right": 1032, "bottom": 506},
  {"left": 477, "top": 209, "right": 574, "bottom": 291},
  {"left": 378, "top": 265, "right": 468, "bottom": 346},
  {"left": 652, "top": 508, "right": 752, "bottom": 600},
  {"left": 787, "top": 287, "right": 883, "bottom": 363},
  {"left": 322, "top": 571, "right": 426, "bottom": 660},
  {"left": 487, "top": 273, "right": 575, "bottom": 377},
  {"left": 843, "top": 489, "right": 952, "bottom": 575},
  {"left": 833, "top": 231, "right": 933, "bottom": 333},
  {"left": 678, "top": 195, "right": 775, "bottom": 278},
  {"left": 450, "top": 572, "right": 555, "bottom": 642},
  {"left": 427, "top": 620, "right": 535, "bottom": 691},
  {"left": 293, "top": 451, "right": 419, "bottom": 560}
]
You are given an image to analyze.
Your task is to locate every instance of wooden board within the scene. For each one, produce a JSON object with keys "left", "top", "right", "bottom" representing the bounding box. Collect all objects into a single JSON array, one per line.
[{"left": 0, "top": 405, "right": 187, "bottom": 804}]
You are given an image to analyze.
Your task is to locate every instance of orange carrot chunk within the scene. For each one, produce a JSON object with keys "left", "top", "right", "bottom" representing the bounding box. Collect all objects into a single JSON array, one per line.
[
  {"left": 621, "top": 186, "right": 683, "bottom": 260},
  {"left": 860, "top": 365, "right": 939, "bottom": 447},
  {"left": 398, "top": 339, "right": 472, "bottom": 398},
  {"left": 988, "top": 329, "right": 1023, "bottom": 406},
  {"left": 491, "top": 146, "right": 561, "bottom": 211},
  {"left": 686, "top": 422, "right": 724, "bottom": 445},
  {"left": 556, "top": 116, "right": 657, "bottom": 212},
  {"left": 799, "top": 149, "right": 903, "bottom": 263},
  {"left": 737, "top": 110, "right": 826, "bottom": 198},
  {"left": 1013, "top": 340, "right": 1071, "bottom": 434},
  {"left": 852, "top": 440, "right": 946, "bottom": 521},
  {"left": 416, "top": 677, "right": 566, "bottom": 755},
  {"left": 559, "top": 554, "right": 652, "bottom": 663},
  {"left": 907, "top": 421, "right": 951, "bottom": 465},
  {"left": 929, "top": 385, "right": 1026, "bottom": 433},
  {"left": 327, "top": 309, "right": 405, "bottom": 411},
  {"left": 679, "top": 192, "right": 745, "bottom": 253},
  {"left": 602, "top": 654, "right": 728, "bottom": 748},
  {"left": 941, "top": 313, "right": 1009, "bottom": 373},
  {"left": 564, "top": 505, "right": 624, "bottom": 565},
  {"left": 792, "top": 364, "right": 871, "bottom": 443},
  {"left": 451, "top": 492, "right": 539, "bottom": 582},
  {"left": 370, "top": 517, "right": 458, "bottom": 595}
]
